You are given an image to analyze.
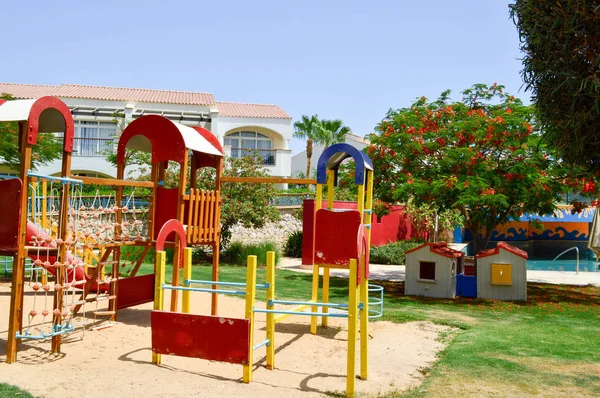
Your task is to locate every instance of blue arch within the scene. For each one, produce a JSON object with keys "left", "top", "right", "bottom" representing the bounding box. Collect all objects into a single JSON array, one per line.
[{"left": 316, "top": 143, "right": 373, "bottom": 185}]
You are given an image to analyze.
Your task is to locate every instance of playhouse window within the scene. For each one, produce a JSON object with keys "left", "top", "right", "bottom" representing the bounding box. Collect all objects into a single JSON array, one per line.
[
  {"left": 491, "top": 263, "right": 512, "bottom": 286},
  {"left": 225, "top": 131, "right": 274, "bottom": 165},
  {"left": 419, "top": 261, "right": 436, "bottom": 281}
]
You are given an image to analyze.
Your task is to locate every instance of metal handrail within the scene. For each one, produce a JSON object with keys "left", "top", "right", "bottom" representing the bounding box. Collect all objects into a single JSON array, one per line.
[{"left": 547, "top": 246, "right": 580, "bottom": 274}]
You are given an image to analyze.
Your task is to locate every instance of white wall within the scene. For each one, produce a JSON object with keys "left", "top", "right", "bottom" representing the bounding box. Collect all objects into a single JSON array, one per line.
[
  {"left": 27, "top": 99, "right": 293, "bottom": 179},
  {"left": 217, "top": 116, "right": 293, "bottom": 177}
]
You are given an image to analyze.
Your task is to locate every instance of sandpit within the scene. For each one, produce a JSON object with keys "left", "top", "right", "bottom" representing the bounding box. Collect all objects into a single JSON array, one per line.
[{"left": 0, "top": 280, "right": 452, "bottom": 397}]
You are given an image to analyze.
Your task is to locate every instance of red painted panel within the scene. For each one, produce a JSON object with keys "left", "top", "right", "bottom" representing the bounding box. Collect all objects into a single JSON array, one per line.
[
  {"left": 301, "top": 199, "right": 316, "bottom": 265},
  {"left": 314, "top": 209, "right": 361, "bottom": 267},
  {"left": 154, "top": 187, "right": 179, "bottom": 238},
  {"left": 151, "top": 311, "right": 250, "bottom": 364},
  {"left": 27, "top": 97, "right": 75, "bottom": 152},
  {"left": 0, "top": 179, "right": 21, "bottom": 253},
  {"left": 117, "top": 274, "right": 155, "bottom": 310},
  {"left": 303, "top": 200, "right": 413, "bottom": 265},
  {"left": 116, "top": 115, "right": 187, "bottom": 165}
]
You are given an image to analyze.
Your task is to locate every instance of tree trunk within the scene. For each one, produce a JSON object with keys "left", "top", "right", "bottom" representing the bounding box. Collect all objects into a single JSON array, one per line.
[{"left": 305, "top": 139, "right": 313, "bottom": 179}]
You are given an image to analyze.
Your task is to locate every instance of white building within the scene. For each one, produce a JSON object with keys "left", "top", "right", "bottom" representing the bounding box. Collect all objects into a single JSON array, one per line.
[
  {"left": 291, "top": 133, "right": 368, "bottom": 178},
  {"left": 0, "top": 83, "right": 293, "bottom": 178}
]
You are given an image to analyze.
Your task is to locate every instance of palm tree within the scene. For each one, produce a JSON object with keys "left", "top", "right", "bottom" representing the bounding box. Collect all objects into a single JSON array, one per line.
[
  {"left": 315, "top": 119, "right": 351, "bottom": 148},
  {"left": 293, "top": 114, "right": 320, "bottom": 179}
]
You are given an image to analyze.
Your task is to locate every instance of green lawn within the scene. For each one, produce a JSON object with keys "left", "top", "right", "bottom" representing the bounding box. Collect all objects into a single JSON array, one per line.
[
  {"left": 138, "top": 262, "right": 600, "bottom": 397},
  {"left": 0, "top": 384, "right": 33, "bottom": 397}
]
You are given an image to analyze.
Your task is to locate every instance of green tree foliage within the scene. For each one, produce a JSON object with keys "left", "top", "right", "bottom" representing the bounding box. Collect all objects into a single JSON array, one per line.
[
  {"left": 316, "top": 118, "right": 351, "bottom": 148},
  {"left": 294, "top": 115, "right": 352, "bottom": 179},
  {"left": 105, "top": 113, "right": 151, "bottom": 172},
  {"left": 293, "top": 114, "right": 320, "bottom": 179},
  {"left": 404, "top": 202, "right": 463, "bottom": 242},
  {"left": 0, "top": 93, "right": 62, "bottom": 171},
  {"left": 510, "top": 1, "right": 600, "bottom": 172},
  {"left": 194, "top": 155, "right": 280, "bottom": 247},
  {"left": 368, "top": 84, "right": 592, "bottom": 255}
]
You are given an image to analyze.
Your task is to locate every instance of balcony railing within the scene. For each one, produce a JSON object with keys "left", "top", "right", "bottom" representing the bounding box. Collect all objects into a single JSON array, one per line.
[
  {"left": 232, "top": 148, "right": 276, "bottom": 166},
  {"left": 73, "top": 137, "right": 113, "bottom": 157}
]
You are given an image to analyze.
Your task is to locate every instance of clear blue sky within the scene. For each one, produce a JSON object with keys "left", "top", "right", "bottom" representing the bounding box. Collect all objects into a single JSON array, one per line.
[{"left": 0, "top": 0, "right": 525, "bottom": 155}]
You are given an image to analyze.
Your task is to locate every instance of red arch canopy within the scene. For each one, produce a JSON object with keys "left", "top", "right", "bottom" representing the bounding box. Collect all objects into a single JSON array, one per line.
[
  {"left": 117, "top": 115, "right": 223, "bottom": 167},
  {"left": 0, "top": 96, "right": 74, "bottom": 152}
]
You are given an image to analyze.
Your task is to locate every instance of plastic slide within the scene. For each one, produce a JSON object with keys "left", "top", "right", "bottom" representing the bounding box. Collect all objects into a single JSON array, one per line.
[{"left": 25, "top": 221, "right": 107, "bottom": 292}]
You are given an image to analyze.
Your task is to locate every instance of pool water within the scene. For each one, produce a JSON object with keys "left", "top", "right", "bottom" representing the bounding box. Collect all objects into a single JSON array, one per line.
[{"left": 527, "top": 260, "right": 600, "bottom": 272}]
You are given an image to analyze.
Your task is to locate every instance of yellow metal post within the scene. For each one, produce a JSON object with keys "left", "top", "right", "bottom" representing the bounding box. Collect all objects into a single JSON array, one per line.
[
  {"left": 310, "top": 263, "right": 319, "bottom": 335},
  {"left": 182, "top": 247, "right": 192, "bottom": 314},
  {"left": 243, "top": 255, "right": 257, "bottom": 383},
  {"left": 311, "top": 182, "right": 324, "bottom": 334},
  {"left": 152, "top": 250, "right": 166, "bottom": 365},
  {"left": 41, "top": 181, "right": 48, "bottom": 229},
  {"left": 359, "top": 253, "right": 369, "bottom": 380},
  {"left": 315, "top": 184, "right": 323, "bottom": 211},
  {"left": 327, "top": 169, "right": 335, "bottom": 210},
  {"left": 357, "top": 182, "right": 365, "bottom": 222},
  {"left": 347, "top": 258, "right": 359, "bottom": 397},
  {"left": 322, "top": 267, "right": 330, "bottom": 327},
  {"left": 30, "top": 181, "right": 36, "bottom": 224},
  {"left": 266, "top": 251, "right": 275, "bottom": 370}
]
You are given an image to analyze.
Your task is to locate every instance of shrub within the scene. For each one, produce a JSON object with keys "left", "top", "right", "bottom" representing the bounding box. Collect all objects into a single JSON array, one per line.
[
  {"left": 369, "top": 240, "right": 422, "bottom": 265},
  {"left": 222, "top": 241, "right": 280, "bottom": 266},
  {"left": 284, "top": 231, "right": 303, "bottom": 258}
]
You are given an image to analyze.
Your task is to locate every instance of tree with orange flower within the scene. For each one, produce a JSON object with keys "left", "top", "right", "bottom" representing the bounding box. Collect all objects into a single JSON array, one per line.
[{"left": 368, "top": 83, "right": 593, "bottom": 255}]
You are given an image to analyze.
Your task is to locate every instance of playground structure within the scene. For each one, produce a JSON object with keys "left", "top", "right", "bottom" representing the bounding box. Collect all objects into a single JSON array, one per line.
[
  {"left": 1, "top": 97, "right": 380, "bottom": 395},
  {"left": 0, "top": 97, "right": 224, "bottom": 363},
  {"left": 150, "top": 144, "right": 379, "bottom": 397},
  {"left": 151, "top": 224, "right": 378, "bottom": 397}
]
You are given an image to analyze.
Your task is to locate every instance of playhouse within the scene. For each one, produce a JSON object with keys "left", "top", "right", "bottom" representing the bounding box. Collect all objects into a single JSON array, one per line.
[
  {"left": 476, "top": 241, "right": 528, "bottom": 301},
  {"left": 405, "top": 242, "right": 464, "bottom": 299}
]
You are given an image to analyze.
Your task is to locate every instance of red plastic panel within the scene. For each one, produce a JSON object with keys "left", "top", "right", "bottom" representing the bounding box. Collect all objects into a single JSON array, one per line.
[
  {"left": 27, "top": 96, "right": 75, "bottom": 152},
  {"left": 301, "top": 199, "right": 316, "bottom": 265},
  {"left": 191, "top": 126, "right": 223, "bottom": 170},
  {"left": 117, "top": 115, "right": 187, "bottom": 165},
  {"left": 0, "top": 179, "right": 22, "bottom": 253},
  {"left": 314, "top": 209, "right": 361, "bottom": 267},
  {"left": 154, "top": 187, "right": 179, "bottom": 238},
  {"left": 151, "top": 311, "right": 250, "bottom": 364},
  {"left": 117, "top": 274, "right": 155, "bottom": 310}
]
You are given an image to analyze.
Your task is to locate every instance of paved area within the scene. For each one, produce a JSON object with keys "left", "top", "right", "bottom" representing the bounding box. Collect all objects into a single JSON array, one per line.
[{"left": 279, "top": 257, "right": 600, "bottom": 287}]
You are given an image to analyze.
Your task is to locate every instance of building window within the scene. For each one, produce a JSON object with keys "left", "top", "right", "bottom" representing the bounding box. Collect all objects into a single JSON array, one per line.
[
  {"left": 73, "top": 120, "right": 116, "bottom": 157},
  {"left": 224, "top": 131, "right": 275, "bottom": 165},
  {"left": 419, "top": 261, "right": 436, "bottom": 281}
]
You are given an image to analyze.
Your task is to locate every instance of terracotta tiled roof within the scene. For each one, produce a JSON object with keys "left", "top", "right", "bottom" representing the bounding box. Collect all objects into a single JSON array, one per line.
[
  {"left": 216, "top": 101, "right": 291, "bottom": 119},
  {"left": 405, "top": 242, "right": 465, "bottom": 259},
  {"left": 0, "top": 83, "right": 215, "bottom": 105},
  {"left": 476, "top": 241, "right": 528, "bottom": 259},
  {"left": 346, "top": 133, "right": 368, "bottom": 144}
]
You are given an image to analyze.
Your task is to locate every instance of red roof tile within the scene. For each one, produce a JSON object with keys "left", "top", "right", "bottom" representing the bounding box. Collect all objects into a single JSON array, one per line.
[
  {"left": 0, "top": 83, "right": 215, "bottom": 105},
  {"left": 216, "top": 101, "right": 291, "bottom": 119},
  {"left": 476, "top": 241, "right": 528, "bottom": 259},
  {"left": 405, "top": 242, "right": 465, "bottom": 259}
]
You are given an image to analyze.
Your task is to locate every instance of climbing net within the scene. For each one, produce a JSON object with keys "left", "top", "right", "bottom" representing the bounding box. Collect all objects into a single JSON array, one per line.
[{"left": 22, "top": 181, "right": 150, "bottom": 339}]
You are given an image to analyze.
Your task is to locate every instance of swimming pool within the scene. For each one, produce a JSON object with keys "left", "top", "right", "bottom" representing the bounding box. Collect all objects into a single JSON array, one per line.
[{"left": 527, "top": 259, "right": 600, "bottom": 272}]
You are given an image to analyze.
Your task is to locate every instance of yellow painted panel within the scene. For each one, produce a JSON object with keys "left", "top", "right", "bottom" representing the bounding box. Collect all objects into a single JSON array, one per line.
[{"left": 491, "top": 263, "right": 512, "bottom": 286}]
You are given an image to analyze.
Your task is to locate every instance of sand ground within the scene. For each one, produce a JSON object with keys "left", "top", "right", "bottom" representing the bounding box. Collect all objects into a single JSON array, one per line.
[{"left": 0, "top": 279, "right": 451, "bottom": 397}]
